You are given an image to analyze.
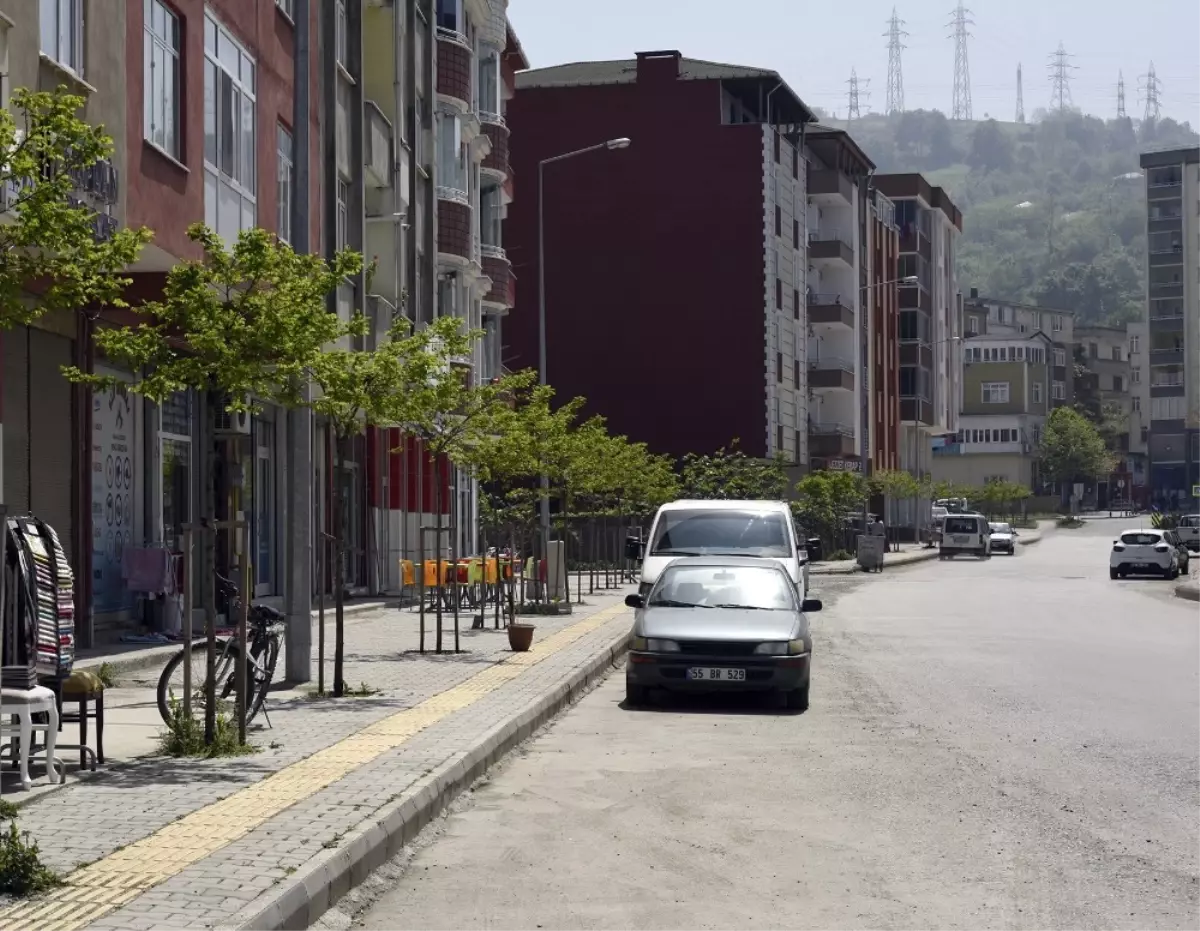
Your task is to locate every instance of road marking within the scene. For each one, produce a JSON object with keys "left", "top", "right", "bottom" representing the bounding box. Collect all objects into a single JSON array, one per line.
[{"left": 0, "top": 603, "right": 630, "bottom": 931}]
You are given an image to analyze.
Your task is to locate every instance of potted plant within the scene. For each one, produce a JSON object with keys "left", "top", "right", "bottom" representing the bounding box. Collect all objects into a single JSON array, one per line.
[{"left": 507, "top": 621, "right": 535, "bottom": 652}]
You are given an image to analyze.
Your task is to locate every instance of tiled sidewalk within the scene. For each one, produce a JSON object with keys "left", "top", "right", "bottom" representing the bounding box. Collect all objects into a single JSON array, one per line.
[{"left": 0, "top": 588, "right": 635, "bottom": 930}]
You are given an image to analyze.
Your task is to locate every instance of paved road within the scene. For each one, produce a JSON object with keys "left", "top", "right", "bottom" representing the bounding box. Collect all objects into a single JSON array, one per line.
[{"left": 331, "top": 519, "right": 1199, "bottom": 931}]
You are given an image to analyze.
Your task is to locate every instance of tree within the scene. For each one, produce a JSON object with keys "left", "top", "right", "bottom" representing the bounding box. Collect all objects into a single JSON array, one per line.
[
  {"left": 869, "top": 468, "right": 920, "bottom": 551},
  {"left": 384, "top": 316, "right": 534, "bottom": 651},
  {"left": 792, "top": 470, "right": 867, "bottom": 554},
  {"left": 64, "top": 224, "right": 363, "bottom": 735},
  {"left": 678, "top": 440, "right": 790, "bottom": 501},
  {"left": 1039, "top": 406, "right": 1115, "bottom": 493},
  {"left": 967, "top": 119, "right": 1015, "bottom": 173},
  {"left": 0, "top": 87, "right": 150, "bottom": 328}
]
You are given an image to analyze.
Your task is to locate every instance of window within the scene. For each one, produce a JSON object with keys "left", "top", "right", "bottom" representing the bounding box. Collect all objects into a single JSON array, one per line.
[
  {"left": 435, "top": 0, "right": 463, "bottom": 32},
  {"left": 773, "top": 131, "right": 780, "bottom": 163},
  {"left": 1130, "top": 335, "right": 1140, "bottom": 354},
  {"left": 478, "top": 48, "right": 500, "bottom": 116},
  {"left": 144, "top": 0, "right": 181, "bottom": 158},
  {"left": 775, "top": 278, "right": 782, "bottom": 310},
  {"left": 967, "top": 316, "right": 979, "bottom": 334},
  {"left": 204, "top": 13, "right": 257, "bottom": 242},
  {"left": 1032, "top": 381, "right": 1042, "bottom": 403},
  {"left": 791, "top": 147, "right": 798, "bottom": 179},
  {"left": 1052, "top": 381, "right": 1065, "bottom": 401},
  {"left": 777, "top": 425, "right": 784, "bottom": 456},
  {"left": 793, "top": 219, "right": 800, "bottom": 249},
  {"left": 40, "top": 0, "right": 83, "bottom": 74},
  {"left": 335, "top": 0, "right": 347, "bottom": 68},
  {"left": 1052, "top": 315, "right": 1063, "bottom": 332},
  {"left": 1089, "top": 342, "right": 1098, "bottom": 358},
  {"left": 336, "top": 177, "right": 348, "bottom": 251},
  {"left": 276, "top": 0, "right": 293, "bottom": 19},
  {"left": 1112, "top": 375, "right": 1124, "bottom": 393},
  {"left": 1132, "top": 395, "right": 1141, "bottom": 412},
  {"left": 776, "top": 351, "right": 783, "bottom": 383},
  {"left": 277, "top": 124, "right": 293, "bottom": 243},
  {"left": 775, "top": 205, "right": 781, "bottom": 237},
  {"left": 793, "top": 359, "right": 800, "bottom": 386},
  {"left": 792, "top": 288, "right": 799, "bottom": 320},
  {"left": 981, "top": 381, "right": 1010, "bottom": 404},
  {"left": 1053, "top": 349, "right": 1066, "bottom": 367},
  {"left": 1111, "top": 345, "right": 1121, "bottom": 362},
  {"left": 1132, "top": 366, "right": 1141, "bottom": 384},
  {"left": 436, "top": 111, "right": 466, "bottom": 193}
]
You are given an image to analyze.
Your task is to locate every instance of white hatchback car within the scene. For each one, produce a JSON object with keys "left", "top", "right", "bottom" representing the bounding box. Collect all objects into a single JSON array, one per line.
[{"left": 1109, "top": 529, "right": 1182, "bottom": 580}]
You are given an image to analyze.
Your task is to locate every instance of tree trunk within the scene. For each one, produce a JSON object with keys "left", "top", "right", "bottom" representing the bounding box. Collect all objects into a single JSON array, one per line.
[
  {"left": 450, "top": 468, "right": 460, "bottom": 653},
  {"left": 333, "top": 431, "right": 347, "bottom": 697},
  {"left": 434, "top": 457, "right": 444, "bottom": 653},
  {"left": 203, "top": 392, "right": 218, "bottom": 745}
]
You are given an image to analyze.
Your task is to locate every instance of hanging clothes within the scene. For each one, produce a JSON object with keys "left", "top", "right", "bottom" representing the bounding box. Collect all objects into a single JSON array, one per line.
[{"left": 0, "top": 516, "right": 75, "bottom": 686}]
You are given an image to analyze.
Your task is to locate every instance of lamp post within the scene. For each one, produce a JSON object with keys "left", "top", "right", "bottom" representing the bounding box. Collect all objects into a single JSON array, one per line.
[{"left": 536, "top": 137, "right": 631, "bottom": 562}]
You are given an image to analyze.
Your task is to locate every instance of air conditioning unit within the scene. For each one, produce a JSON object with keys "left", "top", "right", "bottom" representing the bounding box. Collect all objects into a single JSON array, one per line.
[{"left": 213, "top": 396, "right": 253, "bottom": 437}]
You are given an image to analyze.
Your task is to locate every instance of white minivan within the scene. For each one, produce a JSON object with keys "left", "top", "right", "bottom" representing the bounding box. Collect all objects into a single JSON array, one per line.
[
  {"left": 938, "top": 513, "right": 992, "bottom": 559},
  {"left": 637, "top": 500, "right": 810, "bottom": 599}
]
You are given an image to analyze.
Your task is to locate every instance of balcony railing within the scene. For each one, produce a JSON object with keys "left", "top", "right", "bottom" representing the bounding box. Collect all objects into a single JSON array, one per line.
[
  {"left": 809, "top": 356, "right": 855, "bottom": 372},
  {"left": 807, "top": 292, "right": 848, "bottom": 306},
  {"left": 481, "top": 243, "right": 505, "bottom": 259},
  {"left": 1150, "top": 373, "right": 1185, "bottom": 388},
  {"left": 436, "top": 184, "right": 469, "bottom": 205},
  {"left": 479, "top": 110, "right": 505, "bottom": 126},
  {"left": 808, "top": 230, "right": 851, "bottom": 248},
  {"left": 809, "top": 421, "right": 854, "bottom": 436}
]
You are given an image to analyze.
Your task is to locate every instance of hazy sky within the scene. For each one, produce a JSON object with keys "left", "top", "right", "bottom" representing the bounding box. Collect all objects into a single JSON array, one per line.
[{"left": 507, "top": 0, "right": 1200, "bottom": 126}]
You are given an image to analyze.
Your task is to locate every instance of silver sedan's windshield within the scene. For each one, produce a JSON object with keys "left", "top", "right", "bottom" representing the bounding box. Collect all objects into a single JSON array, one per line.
[{"left": 649, "top": 565, "right": 797, "bottom": 611}]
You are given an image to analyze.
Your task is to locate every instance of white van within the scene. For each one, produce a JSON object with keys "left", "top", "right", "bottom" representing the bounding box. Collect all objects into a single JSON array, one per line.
[
  {"left": 638, "top": 500, "right": 810, "bottom": 599},
  {"left": 938, "top": 513, "right": 992, "bottom": 559}
]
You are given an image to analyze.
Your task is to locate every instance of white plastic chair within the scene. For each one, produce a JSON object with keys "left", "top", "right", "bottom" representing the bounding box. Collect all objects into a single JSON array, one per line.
[{"left": 0, "top": 686, "right": 63, "bottom": 790}]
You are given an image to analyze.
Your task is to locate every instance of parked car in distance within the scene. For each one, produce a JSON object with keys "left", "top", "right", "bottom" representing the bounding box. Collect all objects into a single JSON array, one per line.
[
  {"left": 1163, "top": 529, "right": 1191, "bottom": 574},
  {"left": 624, "top": 557, "right": 821, "bottom": 711},
  {"left": 1109, "top": 529, "right": 1182, "bottom": 579},
  {"left": 1177, "top": 514, "right": 1200, "bottom": 552},
  {"left": 987, "top": 522, "right": 1018, "bottom": 554},
  {"left": 939, "top": 513, "right": 992, "bottom": 560},
  {"left": 638, "top": 500, "right": 810, "bottom": 600}
]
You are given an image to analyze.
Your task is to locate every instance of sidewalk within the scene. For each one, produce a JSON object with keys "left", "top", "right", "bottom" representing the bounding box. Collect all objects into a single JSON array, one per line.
[
  {"left": 809, "top": 520, "right": 1051, "bottom": 575},
  {"left": 0, "top": 587, "right": 637, "bottom": 931}
]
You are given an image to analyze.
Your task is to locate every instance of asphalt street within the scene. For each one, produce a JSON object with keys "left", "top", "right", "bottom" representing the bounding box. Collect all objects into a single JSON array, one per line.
[{"left": 327, "top": 518, "right": 1200, "bottom": 931}]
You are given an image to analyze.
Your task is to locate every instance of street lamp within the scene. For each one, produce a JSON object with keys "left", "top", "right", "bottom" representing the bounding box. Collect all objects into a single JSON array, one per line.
[{"left": 536, "top": 137, "right": 631, "bottom": 565}]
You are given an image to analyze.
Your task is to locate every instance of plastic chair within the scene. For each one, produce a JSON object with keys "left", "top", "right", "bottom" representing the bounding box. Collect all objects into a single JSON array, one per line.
[
  {"left": 0, "top": 686, "right": 63, "bottom": 790},
  {"left": 399, "top": 559, "right": 415, "bottom": 604}
]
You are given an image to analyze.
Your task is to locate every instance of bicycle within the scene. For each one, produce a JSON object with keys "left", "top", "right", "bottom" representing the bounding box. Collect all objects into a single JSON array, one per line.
[{"left": 156, "top": 573, "right": 286, "bottom": 728}]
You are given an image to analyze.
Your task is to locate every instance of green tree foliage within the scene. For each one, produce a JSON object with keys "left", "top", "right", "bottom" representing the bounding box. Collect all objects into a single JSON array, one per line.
[
  {"left": 678, "top": 440, "right": 790, "bottom": 501},
  {"left": 0, "top": 87, "right": 151, "bottom": 326},
  {"left": 828, "top": 109, "right": 1198, "bottom": 326},
  {"left": 792, "top": 470, "right": 867, "bottom": 551},
  {"left": 1039, "top": 406, "right": 1116, "bottom": 486}
]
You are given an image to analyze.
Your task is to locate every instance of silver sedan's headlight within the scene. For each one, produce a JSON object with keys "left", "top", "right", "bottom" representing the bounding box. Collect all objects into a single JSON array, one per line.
[
  {"left": 631, "top": 637, "right": 680, "bottom": 652},
  {"left": 754, "top": 640, "right": 807, "bottom": 655}
]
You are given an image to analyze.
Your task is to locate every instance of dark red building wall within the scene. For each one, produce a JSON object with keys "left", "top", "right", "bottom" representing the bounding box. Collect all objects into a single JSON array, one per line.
[
  {"left": 126, "top": 0, "right": 321, "bottom": 259},
  {"left": 872, "top": 213, "right": 900, "bottom": 472},
  {"left": 505, "top": 60, "right": 769, "bottom": 460}
]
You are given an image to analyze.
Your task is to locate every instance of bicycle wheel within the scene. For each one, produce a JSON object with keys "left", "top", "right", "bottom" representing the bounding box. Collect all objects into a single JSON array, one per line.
[
  {"left": 157, "top": 640, "right": 243, "bottom": 725},
  {"left": 247, "top": 635, "right": 280, "bottom": 724}
]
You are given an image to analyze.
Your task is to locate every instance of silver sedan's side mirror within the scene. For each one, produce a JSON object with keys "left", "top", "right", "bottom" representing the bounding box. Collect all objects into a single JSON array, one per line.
[{"left": 801, "top": 598, "right": 823, "bottom": 613}]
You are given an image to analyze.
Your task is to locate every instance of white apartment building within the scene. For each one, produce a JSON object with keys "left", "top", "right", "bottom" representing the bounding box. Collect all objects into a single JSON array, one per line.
[{"left": 803, "top": 127, "right": 874, "bottom": 474}]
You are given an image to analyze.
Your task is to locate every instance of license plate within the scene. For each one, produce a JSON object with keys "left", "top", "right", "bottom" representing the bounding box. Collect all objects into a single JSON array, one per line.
[
  {"left": 687, "top": 667, "right": 746, "bottom": 682},
  {"left": 1132, "top": 562, "right": 1151, "bottom": 569},
  {"left": 952, "top": 535, "right": 969, "bottom": 543}
]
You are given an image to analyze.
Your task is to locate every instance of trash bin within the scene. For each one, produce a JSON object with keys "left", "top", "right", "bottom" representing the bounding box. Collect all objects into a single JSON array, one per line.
[{"left": 805, "top": 537, "right": 823, "bottom": 563}]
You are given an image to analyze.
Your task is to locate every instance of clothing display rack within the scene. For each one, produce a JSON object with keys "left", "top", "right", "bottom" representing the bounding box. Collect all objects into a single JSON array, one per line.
[{"left": 1, "top": 515, "right": 75, "bottom": 689}]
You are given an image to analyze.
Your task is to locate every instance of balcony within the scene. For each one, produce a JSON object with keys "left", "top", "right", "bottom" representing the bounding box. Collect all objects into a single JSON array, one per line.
[
  {"left": 1149, "top": 307, "right": 1185, "bottom": 332},
  {"left": 1149, "top": 281, "right": 1184, "bottom": 298},
  {"left": 364, "top": 101, "right": 392, "bottom": 188},
  {"left": 1147, "top": 178, "right": 1183, "bottom": 200},
  {"left": 480, "top": 115, "right": 510, "bottom": 180},
  {"left": 436, "top": 194, "right": 472, "bottom": 262},
  {"left": 481, "top": 244, "right": 514, "bottom": 310},
  {"left": 808, "top": 356, "right": 855, "bottom": 392},
  {"left": 899, "top": 227, "right": 932, "bottom": 259},
  {"left": 1149, "top": 347, "right": 1184, "bottom": 367},
  {"left": 1148, "top": 245, "right": 1184, "bottom": 267},
  {"left": 807, "top": 232, "right": 853, "bottom": 267},
  {"left": 436, "top": 28, "right": 473, "bottom": 108},
  {"left": 899, "top": 285, "right": 931, "bottom": 311},
  {"left": 807, "top": 168, "right": 853, "bottom": 206},
  {"left": 806, "top": 293, "right": 854, "bottom": 328},
  {"left": 808, "top": 422, "right": 856, "bottom": 458}
]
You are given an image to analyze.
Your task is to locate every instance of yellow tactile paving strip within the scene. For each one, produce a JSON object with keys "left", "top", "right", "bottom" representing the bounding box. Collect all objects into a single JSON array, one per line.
[{"left": 0, "top": 603, "right": 630, "bottom": 931}]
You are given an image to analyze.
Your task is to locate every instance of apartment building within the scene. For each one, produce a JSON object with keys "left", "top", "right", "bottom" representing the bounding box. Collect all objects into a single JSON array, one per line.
[
  {"left": 504, "top": 50, "right": 817, "bottom": 463},
  {"left": 1128, "top": 319, "right": 1150, "bottom": 500},
  {"left": 873, "top": 175, "right": 963, "bottom": 489},
  {"left": 1140, "top": 146, "right": 1199, "bottom": 507},
  {"left": 804, "top": 126, "right": 873, "bottom": 475},
  {"left": 1075, "top": 323, "right": 1136, "bottom": 505},
  {"left": 866, "top": 188, "right": 901, "bottom": 475}
]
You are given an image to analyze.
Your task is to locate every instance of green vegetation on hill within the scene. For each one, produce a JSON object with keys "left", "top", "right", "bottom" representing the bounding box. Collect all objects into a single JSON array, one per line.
[{"left": 823, "top": 110, "right": 1199, "bottom": 326}]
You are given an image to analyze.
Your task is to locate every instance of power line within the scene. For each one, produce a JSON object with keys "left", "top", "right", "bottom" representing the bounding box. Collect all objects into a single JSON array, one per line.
[
  {"left": 846, "top": 68, "right": 869, "bottom": 121},
  {"left": 1016, "top": 63, "right": 1025, "bottom": 123},
  {"left": 884, "top": 7, "right": 908, "bottom": 115},
  {"left": 1047, "top": 42, "right": 1077, "bottom": 112},
  {"left": 946, "top": 2, "right": 974, "bottom": 120},
  {"left": 1117, "top": 70, "right": 1126, "bottom": 119},
  {"left": 1139, "top": 62, "right": 1162, "bottom": 122}
]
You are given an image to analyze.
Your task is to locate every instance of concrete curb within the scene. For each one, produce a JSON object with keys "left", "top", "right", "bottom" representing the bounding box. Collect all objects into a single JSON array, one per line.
[
  {"left": 1174, "top": 581, "right": 1200, "bottom": 602},
  {"left": 810, "top": 525, "right": 1047, "bottom": 576},
  {"left": 75, "top": 601, "right": 393, "bottom": 679},
  {"left": 217, "top": 624, "right": 632, "bottom": 931}
]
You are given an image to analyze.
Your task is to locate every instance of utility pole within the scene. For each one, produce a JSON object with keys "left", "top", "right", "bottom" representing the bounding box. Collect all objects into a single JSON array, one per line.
[
  {"left": 1047, "top": 42, "right": 1076, "bottom": 113},
  {"left": 847, "top": 68, "right": 868, "bottom": 121},
  {"left": 1139, "top": 62, "right": 1162, "bottom": 122},
  {"left": 947, "top": 2, "right": 973, "bottom": 120},
  {"left": 1015, "top": 63, "right": 1025, "bottom": 123},
  {"left": 1117, "top": 70, "right": 1127, "bottom": 119},
  {"left": 884, "top": 7, "right": 908, "bottom": 115}
]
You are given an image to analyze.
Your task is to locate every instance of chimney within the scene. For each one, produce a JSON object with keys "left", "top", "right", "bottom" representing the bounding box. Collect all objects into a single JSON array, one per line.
[
  {"left": 636, "top": 50, "right": 681, "bottom": 83},
  {"left": 969, "top": 287, "right": 979, "bottom": 299}
]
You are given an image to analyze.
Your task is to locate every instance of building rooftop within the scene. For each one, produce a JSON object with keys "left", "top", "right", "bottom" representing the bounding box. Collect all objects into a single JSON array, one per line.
[
  {"left": 515, "top": 51, "right": 814, "bottom": 126},
  {"left": 807, "top": 124, "right": 875, "bottom": 174},
  {"left": 1139, "top": 146, "right": 1200, "bottom": 169}
]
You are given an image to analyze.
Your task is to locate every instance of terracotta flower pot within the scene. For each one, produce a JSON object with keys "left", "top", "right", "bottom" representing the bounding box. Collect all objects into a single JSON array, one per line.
[{"left": 507, "top": 622, "right": 535, "bottom": 652}]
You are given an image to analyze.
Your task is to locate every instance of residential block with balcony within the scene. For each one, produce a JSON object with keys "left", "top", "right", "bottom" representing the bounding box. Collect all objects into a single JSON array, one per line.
[{"left": 1140, "top": 146, "right": 1200, "bottom": 506}]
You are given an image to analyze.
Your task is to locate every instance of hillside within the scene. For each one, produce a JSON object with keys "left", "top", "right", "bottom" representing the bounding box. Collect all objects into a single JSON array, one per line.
[{"left": 821, "top": 110, "right": 1199, "bottom": 326}]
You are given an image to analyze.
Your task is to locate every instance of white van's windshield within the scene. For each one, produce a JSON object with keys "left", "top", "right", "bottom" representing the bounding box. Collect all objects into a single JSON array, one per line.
[{"left": 649, "top": 510, "right": 792, "bottom": 559}]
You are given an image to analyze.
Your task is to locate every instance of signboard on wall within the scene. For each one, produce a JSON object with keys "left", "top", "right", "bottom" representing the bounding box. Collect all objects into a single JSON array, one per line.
[{"left": 92, "top": 380, "right": 137, "bottom": 614}]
